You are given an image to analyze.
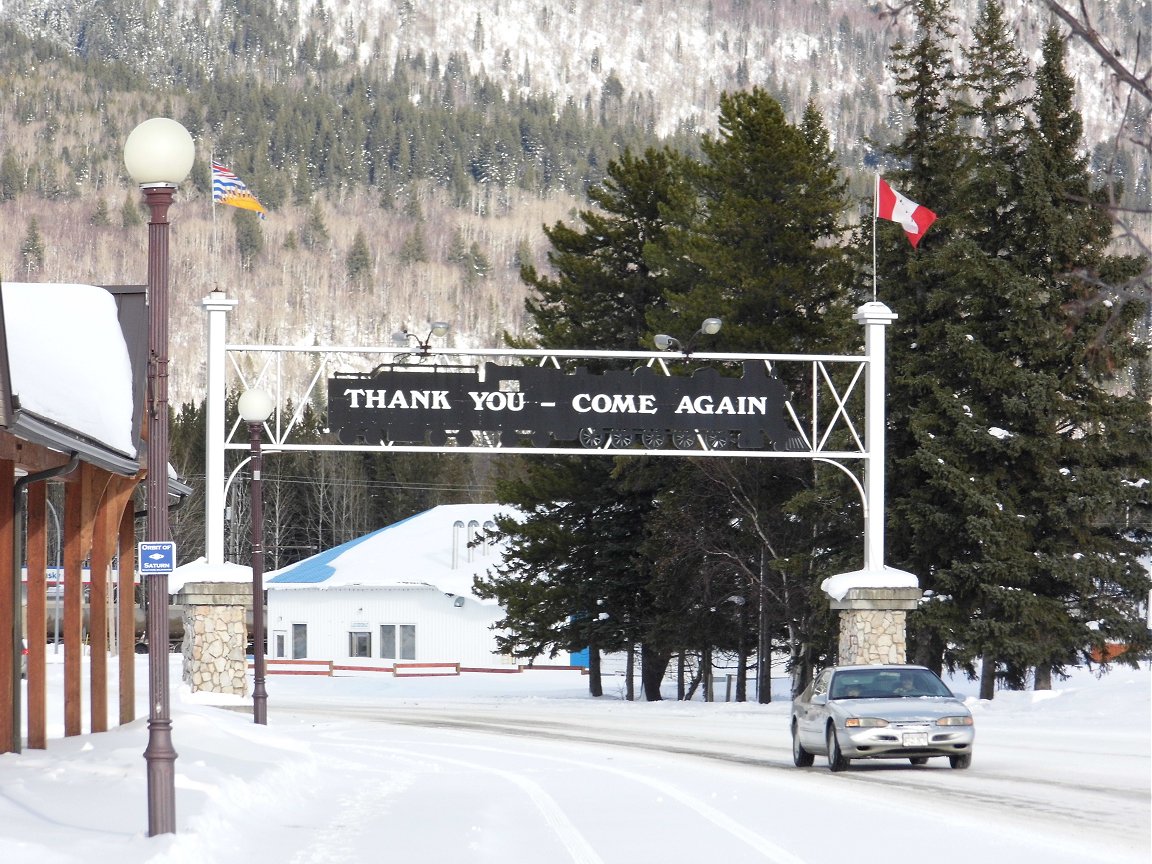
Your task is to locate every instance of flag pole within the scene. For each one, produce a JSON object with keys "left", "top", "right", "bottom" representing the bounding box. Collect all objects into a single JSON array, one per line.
[
  {"left": 872, "top": 174, "right": 879, "bottom": 301},
  {"left": 210, "top": 152, "right": 218, "bottom": 287}
]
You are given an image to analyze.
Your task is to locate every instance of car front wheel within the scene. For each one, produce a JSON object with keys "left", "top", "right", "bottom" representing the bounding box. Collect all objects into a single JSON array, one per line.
[
  {"left": 827, "top": 726, "right": 850, "bottom": 772},
  {"left": 949, "top": 753, "right": 972, "bottom": 770},
  {"left": 792, "top": 721, "right": 815, "bottom": 767}
]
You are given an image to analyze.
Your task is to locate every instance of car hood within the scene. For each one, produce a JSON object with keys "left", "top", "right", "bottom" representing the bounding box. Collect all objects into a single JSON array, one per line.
[{"left": 830, "top": 697, "right": 970, "bottom": 721}]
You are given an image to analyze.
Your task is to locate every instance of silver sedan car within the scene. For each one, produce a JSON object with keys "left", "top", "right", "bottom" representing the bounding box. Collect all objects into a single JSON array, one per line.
[{"left": 791, "top": 664, "right": 974, "bottom": 771}]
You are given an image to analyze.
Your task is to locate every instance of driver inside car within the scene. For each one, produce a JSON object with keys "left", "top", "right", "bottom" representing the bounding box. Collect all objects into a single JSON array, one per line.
[{"left": 894, "top": 673, "right": 919, "bottom": 696}]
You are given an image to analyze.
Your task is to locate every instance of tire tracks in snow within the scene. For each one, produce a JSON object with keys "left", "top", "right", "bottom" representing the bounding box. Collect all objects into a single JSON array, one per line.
[{"left": 306, "top": 723, "right": 809, "bottom": 864}]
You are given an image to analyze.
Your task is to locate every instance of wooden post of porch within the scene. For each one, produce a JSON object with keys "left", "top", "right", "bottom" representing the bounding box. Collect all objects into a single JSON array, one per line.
[
  {"left": 89, "top": 498, "right": 114, "bottom": 733},
  {"left": 26, "top": 482, "right": 48, "bottom": 749},
  {"left": 0, "top": 459, "right": 13, "bottom": 753},
  {"left": 118, "top": 504, "right": 137, "bottom": 726},
  {"left": 63, "top": 479, "right": 84, "bottom": 737}
]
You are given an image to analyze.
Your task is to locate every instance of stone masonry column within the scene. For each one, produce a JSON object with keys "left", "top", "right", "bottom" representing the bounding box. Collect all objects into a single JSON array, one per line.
[
  {"left": 830, "top": 587, "right": 923, "bottom": 665},
  {"left": 177, "top": 581, "right": 252, "bottom": 695}
]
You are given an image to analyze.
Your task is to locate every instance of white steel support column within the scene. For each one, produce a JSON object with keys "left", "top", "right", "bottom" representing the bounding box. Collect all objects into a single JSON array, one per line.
[
  {"left": 202, "top": 290, "right": 237, "bottom": 566},
  {"left": 822, "top": 303, "right": 918, "bottom": 665},
  {"left": 853, "top": 301, "right": 898, "bottom": 571}
]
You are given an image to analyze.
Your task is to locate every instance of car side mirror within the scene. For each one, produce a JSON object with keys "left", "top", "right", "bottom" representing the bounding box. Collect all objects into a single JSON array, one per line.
[{"left": 812, "top": 694, "right": 828, "bottom": 706}]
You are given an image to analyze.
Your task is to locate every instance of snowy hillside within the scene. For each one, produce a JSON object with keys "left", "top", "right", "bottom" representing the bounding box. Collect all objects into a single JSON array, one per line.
[{"left": 300, "top": 0, "right": 1135, "bottom": 153}]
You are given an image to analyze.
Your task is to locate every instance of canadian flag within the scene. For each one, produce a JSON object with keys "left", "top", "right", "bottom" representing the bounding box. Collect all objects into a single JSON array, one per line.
[{"left": 876, "top": 177, "right": 937, "bottom": 247}]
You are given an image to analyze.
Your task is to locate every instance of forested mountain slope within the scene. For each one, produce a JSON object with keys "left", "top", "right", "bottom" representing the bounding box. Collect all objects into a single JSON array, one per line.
[{"left": 0, "top": 0, "right": 1142, "bottom": 405}]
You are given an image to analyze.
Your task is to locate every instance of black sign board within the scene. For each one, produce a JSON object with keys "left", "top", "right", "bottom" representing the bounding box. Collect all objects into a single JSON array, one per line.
[{"left": 327, "top": 362, "right": 797, "bottom": 451}]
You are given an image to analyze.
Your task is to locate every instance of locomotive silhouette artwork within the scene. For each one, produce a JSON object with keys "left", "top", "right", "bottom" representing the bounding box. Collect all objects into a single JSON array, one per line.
[{"left": 328, "top": 361, "right": 801, "bottom": 452}]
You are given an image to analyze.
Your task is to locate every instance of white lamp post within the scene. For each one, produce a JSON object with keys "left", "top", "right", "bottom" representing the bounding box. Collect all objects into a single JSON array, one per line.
[
  {"left": 238, "top": 388, "right": 275, "bottom": 725},
  {"left": 123, "top": 116, "right": 194, "bottom": 837}
]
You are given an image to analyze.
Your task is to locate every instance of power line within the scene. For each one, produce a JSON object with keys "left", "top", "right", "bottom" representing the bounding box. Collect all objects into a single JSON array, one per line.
[{"left": 180, "top": 472, "right": 495, "bottom": 495}]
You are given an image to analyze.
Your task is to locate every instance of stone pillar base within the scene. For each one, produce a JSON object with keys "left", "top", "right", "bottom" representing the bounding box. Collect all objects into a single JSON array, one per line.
[
  {"left": 830, "top": 588, "right": 922, "bottom": 666},
  {"left": 178, "top": 582, "right": 252, "bottom": 696}
]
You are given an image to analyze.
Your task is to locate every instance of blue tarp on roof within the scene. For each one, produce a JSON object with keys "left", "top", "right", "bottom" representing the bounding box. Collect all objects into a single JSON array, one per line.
[{"left": 267, "top": 511, "right": 423, "bottom": 584}]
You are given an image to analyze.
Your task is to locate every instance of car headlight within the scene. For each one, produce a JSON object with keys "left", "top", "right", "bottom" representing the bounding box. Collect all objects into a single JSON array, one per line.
[
  {"left": 935, "top": 715, "right": 974, "bottom": 726},
  {"left": 845, "top": 717, "right": 889, "bottom": 728}
]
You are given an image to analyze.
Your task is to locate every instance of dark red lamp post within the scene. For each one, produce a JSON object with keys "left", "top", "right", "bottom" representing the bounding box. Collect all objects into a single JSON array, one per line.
[
  {"left": 238, "top": 388, "right": 275, "bottom": 725},
  {"left": 123, "top": 116, "right": 195, "bottom": 837}
]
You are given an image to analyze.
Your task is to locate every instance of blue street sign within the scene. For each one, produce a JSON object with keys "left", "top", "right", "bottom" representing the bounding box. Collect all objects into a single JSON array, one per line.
[{"left": 138, "top": 541, "right": 177, "bottom": 574}]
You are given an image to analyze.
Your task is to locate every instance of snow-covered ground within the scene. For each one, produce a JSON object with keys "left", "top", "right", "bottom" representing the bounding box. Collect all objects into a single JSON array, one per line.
[{"left": 2, "top": 653, "right": 1148, "bottom": 863}]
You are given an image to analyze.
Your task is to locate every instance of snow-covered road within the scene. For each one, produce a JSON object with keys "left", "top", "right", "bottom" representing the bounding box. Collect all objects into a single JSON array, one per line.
[
  {"left": 263, "top": 675, "right": 1148, "bottom": 864},
  {"left": 4, "top": 662, "right": 1148, "bottom": 864}
]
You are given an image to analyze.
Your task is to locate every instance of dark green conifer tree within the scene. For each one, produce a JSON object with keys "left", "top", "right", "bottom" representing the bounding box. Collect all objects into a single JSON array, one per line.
[
  {"left": 20, "top": 217, "right": 44, "bottom": 273},
  {"left": 878, "top": 0, "right": 975, "bottom": 675},
  {"left": 485, "top": 148, "right": 692, "bottom": 698},
  {"left": 0, "top": 150, "right": 24, "bottom": 202},
  {"left": 648, "top": 90, "right": 854, "bottom": 699},
  {"left": 1001, "top": 27, "right": 1152, "bottom": 687},
  {"left": 882, "top": 5, "right": 1151, "bottom": 693},
  {"left": 345, "top": 229, "right": 372, "bottom": 288},
  {"left": 651, "top": 90, "right": 852, "bottom": 355},
  {"left": 522, "top": 146, "right": 691, "bottom": 352},
  {"left": 478, "top": 457, "right": 659, "bottom": 698},
  {"left": 233, "top": 210, "right": 264, "bottom": 271}
]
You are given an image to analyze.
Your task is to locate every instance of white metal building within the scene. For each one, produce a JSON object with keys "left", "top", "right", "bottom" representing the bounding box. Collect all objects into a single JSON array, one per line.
[{"left": 265, "top": 503, "right": 517, "bottom": 668}]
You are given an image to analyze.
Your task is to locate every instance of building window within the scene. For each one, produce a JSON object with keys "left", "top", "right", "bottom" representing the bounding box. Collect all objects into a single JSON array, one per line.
[
  {"left": 349, "top": 631, "right": 371, "bottom": 658},
  {"left": 380, "top": 624, "right": 416, "bottom": 660},
  {"left": 291, "top": 623, "right": 307, "bottom": 659},
  {"left": 274, "top": 632, "right": 286, "bottom": 659}
]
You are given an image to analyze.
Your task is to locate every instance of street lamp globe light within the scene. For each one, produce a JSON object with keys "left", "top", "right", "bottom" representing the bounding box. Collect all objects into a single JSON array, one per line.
[
  {"left": 238, "top": 388, "right": 275, "bottom": 424},
  {"left": 124, "top": 118, "right": 195, "bottom": 186}
]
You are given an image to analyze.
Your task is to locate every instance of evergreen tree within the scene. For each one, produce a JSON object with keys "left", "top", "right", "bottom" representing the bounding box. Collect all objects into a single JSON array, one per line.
[
  {"left": 90, "top": 198, "right": 111, "bottom": 227},
  {"left": 882, "top": 6, "right": 1152, "bottom": 692},
  {"left": 1003, "top": 27, "right": 1152, "bottom": 686},
  {"left": 120, "top": 191, "right": 143, "bottom": 228},
  {"left": 958, "top": 0, "right": 1029, "bottom": 249},
  {"left": 884, "top": 0, "right": 966, "bottom": 209},
  {"left": 292, "top": 162, "right": 312, "bottom": 207},
  {"left": 0, "top": 150, "right": 23, "bottom": 202},
  {"left": 233, "top": 210, "right": 264, "bottom": 270},
  {"left": 20, "top": 217, "right": 44, "bottom": 273},
  {"left": 398, "top": 225, "right": 427, "bottom": 264},
  {"left": 651, "top": 89, "right": 851, "bottom": 355},
  {"left": 477, "top": 457, "right": 658, "bottom": 698},
  {"left": 522, "top": 146, "right": 690, "bottom": 352},
  {"left": 300, "top": 200, "right": 329, "bottom": 248},
  {"left": 462, "top": 241, "right": 491, "bottom": 286},
  {"left": 878, "top": 0, "right": 972, "bottom": 674},
  {"left": 648, "top": 90, "right": 855, "bottom": 699},
  {"left": 493, "top": 147, "right": 694, "bottom": 696},
  {"left": 346, "top": 228, "right": 372, "bottom": 288}
]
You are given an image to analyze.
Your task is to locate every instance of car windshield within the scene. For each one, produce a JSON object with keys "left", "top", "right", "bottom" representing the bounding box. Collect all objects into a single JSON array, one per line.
[{"left": 829, "top": 669, "right": 953, "bottom": 699}]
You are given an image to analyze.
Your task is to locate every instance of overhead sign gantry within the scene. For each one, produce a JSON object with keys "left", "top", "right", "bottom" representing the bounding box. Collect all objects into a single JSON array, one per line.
[{"left": 201, "top": 293, "right": 898, "bottom": 579}]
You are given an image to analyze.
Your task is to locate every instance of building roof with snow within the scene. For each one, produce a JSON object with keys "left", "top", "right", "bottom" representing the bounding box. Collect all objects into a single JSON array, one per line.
[
  {"left": 1, "top": 282, "right": 144, "bottom": 472},
  {"left": 266, "top": 503, "right": 513, "bottom": 602}
]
